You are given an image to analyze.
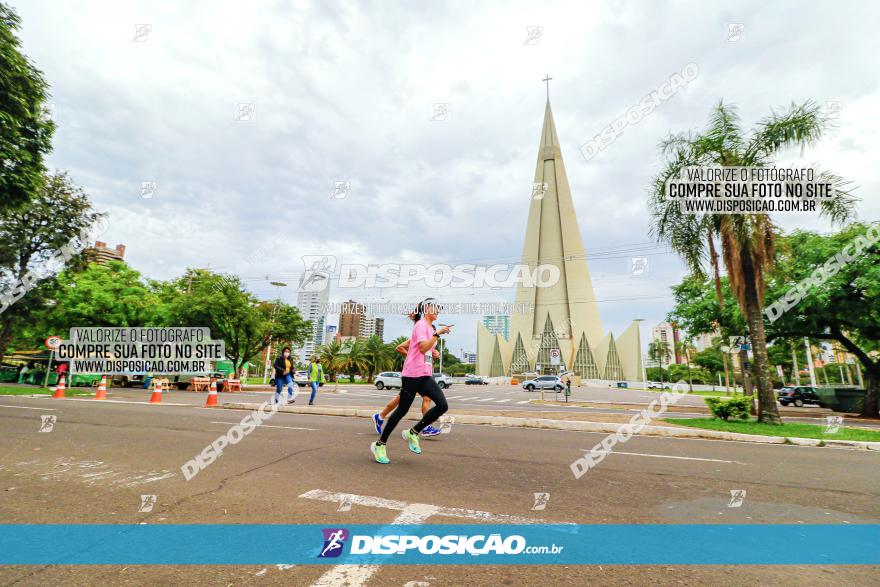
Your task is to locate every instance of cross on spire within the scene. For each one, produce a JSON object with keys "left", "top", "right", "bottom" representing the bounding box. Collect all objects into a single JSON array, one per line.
[{"left": 542, "top": 74, "right": 553, "bottom": 100}]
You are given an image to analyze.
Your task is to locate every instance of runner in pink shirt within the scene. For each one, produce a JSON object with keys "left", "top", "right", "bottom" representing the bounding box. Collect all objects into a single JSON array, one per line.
[{"left": 371, "top": 298, "right": 451, "bottom": 464}]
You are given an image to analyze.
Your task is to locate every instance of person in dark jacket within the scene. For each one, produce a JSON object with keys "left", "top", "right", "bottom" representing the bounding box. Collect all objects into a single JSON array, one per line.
[{"left": 273, "top": 347, "right": 296, "bottom": 404}]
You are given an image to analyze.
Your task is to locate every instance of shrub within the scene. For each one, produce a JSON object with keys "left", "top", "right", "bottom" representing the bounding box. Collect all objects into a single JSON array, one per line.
[{"left": 704, "top": 396, "right": 751, "bottom": 421}]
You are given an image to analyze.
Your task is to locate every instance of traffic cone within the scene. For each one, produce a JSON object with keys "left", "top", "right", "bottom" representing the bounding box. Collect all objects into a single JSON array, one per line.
[
  {"left": 93, "top": 375, "right": 108, "bottom": 400},
  {"left": 205, "top": 381, "right": 218, "bottom": 407},
  {"left": 52, "top": 375, "right": 66, "bottom": 399},
  {"left": 148, "top": 379, "right": 163, "bottom": 403}
]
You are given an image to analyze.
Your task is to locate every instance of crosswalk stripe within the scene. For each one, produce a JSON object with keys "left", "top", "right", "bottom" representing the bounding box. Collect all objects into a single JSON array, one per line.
[
  {"left": 476, "top": 397, "right": 495, "bottom": 402},
  {"left": 495, "top": 399, "right": 511, "bottom": 403},
  {"left": 445, "top": 395, "right": 462, "bottom": 400},
  {"left": 516, "top": 400, "right": 530, "bottom": 404}
]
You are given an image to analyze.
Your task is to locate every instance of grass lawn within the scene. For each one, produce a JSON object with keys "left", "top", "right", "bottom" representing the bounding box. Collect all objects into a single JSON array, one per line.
[
  {"left": 633, "top": 387, "right": 743, "bottom": 398},
  {"left": 0, "top": 385, "right": 95, "bottom": 397},
  {"left": 666, "top": 418, "right": 880, "bottom": 442}
]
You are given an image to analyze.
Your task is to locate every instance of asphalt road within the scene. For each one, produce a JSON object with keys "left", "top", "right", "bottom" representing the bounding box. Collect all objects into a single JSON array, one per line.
[{"left": 0, "top": 392, "right": 878, "bottom": 586}]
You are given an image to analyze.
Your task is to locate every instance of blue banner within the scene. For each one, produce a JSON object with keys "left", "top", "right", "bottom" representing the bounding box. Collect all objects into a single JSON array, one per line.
[{"left": 0, "top": 524, "right": 876, "bottom": 565}]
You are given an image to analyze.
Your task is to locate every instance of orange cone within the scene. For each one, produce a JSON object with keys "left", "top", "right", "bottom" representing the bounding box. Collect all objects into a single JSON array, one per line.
[
  {"left": 205, "top": 381, "right": 218, "bottom": 407},
  {"left": 148, "top": 379, "right": 163, "bottom": 403},
  {"left": 52, "top": 374, "right": 66, "bottom": 399},
  {"left": 94, "top": 375, "right": 108, "bottom": 400}
]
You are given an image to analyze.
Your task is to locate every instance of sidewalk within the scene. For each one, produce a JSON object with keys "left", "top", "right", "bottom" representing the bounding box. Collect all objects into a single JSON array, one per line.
[{"left": 221, "top": 401, "right": 880, "bottom": 451}]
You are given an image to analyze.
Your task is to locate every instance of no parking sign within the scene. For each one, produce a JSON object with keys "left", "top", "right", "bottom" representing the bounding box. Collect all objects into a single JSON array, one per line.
[{"left": 550, "top": 348, "right": 561, "bottom": 366}]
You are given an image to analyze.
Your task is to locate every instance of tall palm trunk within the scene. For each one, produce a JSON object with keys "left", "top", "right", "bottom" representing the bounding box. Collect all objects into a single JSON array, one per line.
[
  {"left": 740, "top": 248, "right": 780, "bottom": 424},
  {"left": 708, "top": 232, "right": 732, "bottom": 396}
]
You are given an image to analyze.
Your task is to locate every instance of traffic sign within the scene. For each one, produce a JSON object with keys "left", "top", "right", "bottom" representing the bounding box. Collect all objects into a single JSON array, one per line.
[
  {"left": 44, "top": 336, "right": 62, "bottom": 351},
  {"left": 549, "top": 349, "right": 561, "bottom": 366}
]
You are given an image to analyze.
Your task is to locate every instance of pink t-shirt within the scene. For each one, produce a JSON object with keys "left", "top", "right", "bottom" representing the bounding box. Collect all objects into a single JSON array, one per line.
[{"left": 401, "top": 319, "right": 435, "bottom": 377}]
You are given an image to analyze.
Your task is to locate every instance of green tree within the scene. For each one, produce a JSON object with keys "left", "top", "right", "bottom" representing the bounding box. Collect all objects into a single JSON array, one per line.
[
  {"left": 676, "top": 338, "right": 695, "bottom": 391},
  {"left": 38, "top": 261, "right": 158, "bottom": 332},
  {"left": 0, "top": 171, "right": 103, "bottom": 363},
  {"left": 0, "top": 2, "right": 55, "bottom": 212},
  {"left": 388, "top": 335, "right": 408, "bottom": 371},
  {"left": 647, "top": 340, "right": 671, "bottom": 383},
  {"left": 763, "top": 224, "right": 880, "bottom": 417},
  {"left": 362, "top": 335, "right": 391, "bottom": 383},
  {"left": 157, "top": 269, "right": 309, "bottom": 373},
  {"left": 317, "top": 339, "right": 346, "bottom": 388},
  {"left": 649, "top": 100, "right": 856, "bottom": 423},
  {"left": 336, "top": 339, "right": 368, "bottom": 382}
]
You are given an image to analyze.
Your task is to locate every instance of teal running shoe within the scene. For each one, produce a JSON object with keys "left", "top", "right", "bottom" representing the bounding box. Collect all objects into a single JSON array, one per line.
[
  {"left": 371, "top": 441, "right": 390, "bottom": 464},
  {"left": 402, "top": 429, "right": 422, "bottom": 454}
]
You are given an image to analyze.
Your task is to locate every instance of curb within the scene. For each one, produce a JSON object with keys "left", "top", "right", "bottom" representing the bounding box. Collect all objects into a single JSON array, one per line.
[{"left": 221, "top": 402, "right": 880, "bottom": 451}]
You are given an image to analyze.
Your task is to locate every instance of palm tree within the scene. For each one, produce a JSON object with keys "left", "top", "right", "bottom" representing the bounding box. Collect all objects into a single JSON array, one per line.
[
  {"left": 336, "top": 339, "right": 369, "bottom": 383},
  {"left": 316, "top": 339, "right": 346, "bottom": 390},
  {"left": 676, "top": 339, "right": 695, "bottom": 392},
  {"left": 649, "top": 100, "right": 856, "bottom": 424},
  {"left": 362, "top": 335, "right": 392, "bottom": 383},
  {"left": 388, "top": 335, "right": 409, "bottom": 371},
  {"left": 647, "top": 340, "right": 671, "bottom": 384}
]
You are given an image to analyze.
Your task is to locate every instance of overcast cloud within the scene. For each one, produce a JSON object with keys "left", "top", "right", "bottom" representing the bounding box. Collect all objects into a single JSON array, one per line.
[{"left": 13, "top": 0, "right": 880, "bottom": 354}]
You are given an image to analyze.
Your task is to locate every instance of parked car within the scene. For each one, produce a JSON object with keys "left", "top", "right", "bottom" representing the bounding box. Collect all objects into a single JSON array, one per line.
[
  {"left": 777, "top": 386, "right": 825, "bottom": 407},
  {"left": 646, "top": 381, "right": 670, "bottom": 390},
  {"left": 433, "top": 373, "right": 453, "bottom": 389},
  {"left": 522, "top": 375, "right": 564, "bottom": 392},
  {"left": 375, "top": 372, "right": 402, "bottom": 390},
  {"left": 465, "top": 376, "right": 489, "bottom": 385}
]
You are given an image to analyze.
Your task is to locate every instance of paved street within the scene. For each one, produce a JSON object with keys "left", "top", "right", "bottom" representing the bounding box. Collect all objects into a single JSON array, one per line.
[{"left": 1, "top": 391, "right": 878, "bottom": 585}]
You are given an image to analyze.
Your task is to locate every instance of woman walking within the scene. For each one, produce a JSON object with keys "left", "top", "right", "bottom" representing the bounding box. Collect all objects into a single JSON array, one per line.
[{"left": 371, "top": 298, "right": 450, "bottom": 464}]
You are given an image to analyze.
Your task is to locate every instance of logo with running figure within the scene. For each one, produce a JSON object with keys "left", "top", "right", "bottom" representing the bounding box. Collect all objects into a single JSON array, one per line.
[
  {"left": 299, "top": 255, "right": 336, "bottom": 292},
  {"left": 319, "top": 528, "right": 349, "bottom": 558}
]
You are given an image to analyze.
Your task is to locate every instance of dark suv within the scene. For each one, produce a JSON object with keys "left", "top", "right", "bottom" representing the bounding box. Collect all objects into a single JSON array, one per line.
[{"left": 777, "top": 386, "right": 825, "bottom": 408}]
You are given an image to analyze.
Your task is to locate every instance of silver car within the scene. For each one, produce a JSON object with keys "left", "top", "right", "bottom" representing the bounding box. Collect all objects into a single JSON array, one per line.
[
  {"left": 521, "top": 375, "right": 564, "bottom": 392},
  {"left": 375, "top": 372, "right": 402, "bottom": 390}
]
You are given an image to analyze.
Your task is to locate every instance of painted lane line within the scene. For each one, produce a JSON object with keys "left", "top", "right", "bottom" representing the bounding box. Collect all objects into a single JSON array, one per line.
[
  {"left": 444, "top": 395, "right": 462, "bottom": 400},
  {"left": 311, "top": 503, "right": 438, "bottom": 587},
  {"left": 516, "top": 400, "right": 531, "bottom": 404},
  {"left": 495, "top": 399, "right": 512, "bottom": 403},
  {"left": 210, "top": 421, "right": 317, "bottom": 431},
  {"left": 583, "top": 450, "right": 742, "bottom": 464},
  {"left": 0, "top": 404, "right": 57, "bottom": 411},
  {"left": 298, "top": 489, "right": 551, "bottom": 524},
  {"left": 476, "top": 397, "right": 496, "bottom": 402}
]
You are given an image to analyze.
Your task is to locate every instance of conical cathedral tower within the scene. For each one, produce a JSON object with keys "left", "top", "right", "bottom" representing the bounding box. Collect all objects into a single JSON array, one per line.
[{"left": 476, "top": 98, "right": 641, "bottom": 382}]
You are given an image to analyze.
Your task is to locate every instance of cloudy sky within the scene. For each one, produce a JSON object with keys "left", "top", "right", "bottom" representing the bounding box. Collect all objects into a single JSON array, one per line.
[{"left": 14, "top": 0, "right": 880, "bottom": 355}]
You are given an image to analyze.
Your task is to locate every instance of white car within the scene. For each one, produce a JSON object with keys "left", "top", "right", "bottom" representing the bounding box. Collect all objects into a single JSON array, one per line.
[
  {"left": 433, "top": 373, "right": 452, "bottom": 389},
  {"left": 646, "top": 381, "right": 670, "bottom": 389},
  {"left": 375, "top": 372, "right": 402, "bottom": 390}
]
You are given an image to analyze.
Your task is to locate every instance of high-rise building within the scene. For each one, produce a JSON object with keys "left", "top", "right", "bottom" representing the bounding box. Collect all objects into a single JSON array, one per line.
[
  {"left": 460, "top": 351, "right": 477, "bottom": 364},
  {"left": 476, "top": 97, "right": 642, "bottom": 381},
  {"left": 693, "top": 331, "right": 718, "bottom": 353},
  {"left": 323, "top": 325, "right": 337, "bottom": 344},
  {"left": 84, "top": 241, "right": 126, "bottom": 265},
  {"left": 296, "top": 275, "right": 330, "bottom": 362},
  {"left": 651, "top": 323, "right": 678, "bottom": 367},
  {"left": 482, "top": 315, "right": 510, "bottom": 341},
  {"left": 338, "top": 300, "right": 365, "bottom": 339},
  {"left": 360, "top": 316, "right": 384, "bottom": 341}
]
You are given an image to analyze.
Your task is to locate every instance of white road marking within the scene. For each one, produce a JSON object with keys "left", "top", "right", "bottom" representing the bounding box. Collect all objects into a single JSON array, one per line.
[
  {"left": 516, "top": 400, "right": 531, "bottom": 404},
  {"left": 476, "top": 397, "right": 496, "bottom": 402},
  {"left": 299, "top": 489, "right": 549, "bottom": 524},
  {"left": 302, "top": 489, "right": 553, "bottom": 587},
  {"left": 444, "top": 395, "right": 462, "bottom": 400},
  {"left": 210, "top": 421, "right": 317, "bottom": 431},
  {"left": 0, "top": 404, "right": 57, "bottom": 411},
  {"left": 495, "top": 399, "right": 511, "bottom": 403},
  {"left": 584, "top": 449, "right": 741, "bottom": 464}
]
